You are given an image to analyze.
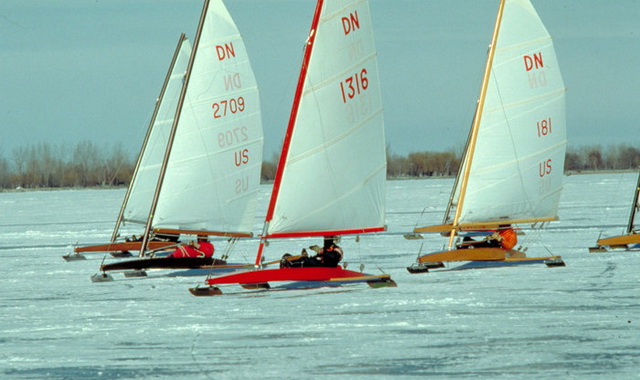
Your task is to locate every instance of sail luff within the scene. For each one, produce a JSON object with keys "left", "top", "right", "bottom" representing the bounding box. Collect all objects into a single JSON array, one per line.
[
  {"left": 627, "top": 171, "right": 640, "bottom": 233},
  {"left": 139, "top": 0, "right": 211, "bottom": 256},
  {"left": 109, "top": 33, "right": 188, "bottom": 244},
  {"left": 446, "top": 0, "right": 506, "bottom": 248},
  {"left": 254, "top": 0, "right": 325, "bottom": 267}
]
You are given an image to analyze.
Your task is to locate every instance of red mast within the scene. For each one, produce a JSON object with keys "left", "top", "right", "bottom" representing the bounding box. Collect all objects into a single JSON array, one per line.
[{"left": 254, "top": 0, "right": 325, "bottom": 266}]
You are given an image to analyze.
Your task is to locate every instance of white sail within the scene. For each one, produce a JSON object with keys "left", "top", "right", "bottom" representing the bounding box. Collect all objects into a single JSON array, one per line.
[
  {"left": 123, "top": 38, "right": 192, "bottom": 225},
  {"left": 152, "top": 1, "right": 263, "bottom": 234},
  {"left": 266, "top": 0, "right": 385, "bottom": 236},
  {"left": 447, "top": 0, "right": 566, "bottom": 225}
]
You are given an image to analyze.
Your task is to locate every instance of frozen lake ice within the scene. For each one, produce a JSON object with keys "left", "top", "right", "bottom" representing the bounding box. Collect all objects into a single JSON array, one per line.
[{"left": 1, "top": 173, "right": 639, "bottom": 379}]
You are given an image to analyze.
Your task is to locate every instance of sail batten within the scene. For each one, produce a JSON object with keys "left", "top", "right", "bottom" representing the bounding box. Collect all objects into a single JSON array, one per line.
[
  {"left": 285, "top": 107, "right": 384, "bottom": 167},
  {"left": 465, "top": 139, "right": 567, "bottom": 176},
  {"left": 496, "top": 36, "right": 552, "bottom": 53},
  {"left": 484, "top": 87, "right": 565, "bottom": 113}
]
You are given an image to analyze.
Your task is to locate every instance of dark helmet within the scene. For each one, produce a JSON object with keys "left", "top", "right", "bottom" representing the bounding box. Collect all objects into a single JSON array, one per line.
[{"left": 323, "top": 236, "right": 335, "bottom": 249}]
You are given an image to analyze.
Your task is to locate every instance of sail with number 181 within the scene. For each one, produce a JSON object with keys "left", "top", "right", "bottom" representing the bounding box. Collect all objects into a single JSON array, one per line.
[{"left": 407, "top": 0, "right": 567, "bottom": 273}]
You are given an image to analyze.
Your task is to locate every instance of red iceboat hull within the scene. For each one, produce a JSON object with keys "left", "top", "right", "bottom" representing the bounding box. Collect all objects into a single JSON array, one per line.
[
  {"left": 101, "top": 257, "right": 227, "bottom": 271},
  {"left": 206, "top": 266, "right": 389, "bottom": 285}
]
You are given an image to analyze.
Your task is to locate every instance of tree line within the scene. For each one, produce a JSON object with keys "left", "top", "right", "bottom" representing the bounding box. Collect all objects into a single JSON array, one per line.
[
  {"left": 565, "top": 145, "right": 640, "bottom": 172},
  {"left": 1, "top": 142, "right": 638, "bottom": 189},
  {"left": 0, "top": 142, "right": 132, "bottom": 189}
]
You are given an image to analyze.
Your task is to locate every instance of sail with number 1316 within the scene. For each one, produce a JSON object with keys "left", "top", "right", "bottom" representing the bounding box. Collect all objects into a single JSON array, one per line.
[{"left": 193, "top": 0, "right": 396, "bottom": 295}]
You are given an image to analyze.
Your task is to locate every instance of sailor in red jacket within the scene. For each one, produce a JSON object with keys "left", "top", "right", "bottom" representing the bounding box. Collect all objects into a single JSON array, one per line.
[{"left": 167, "top": 236, "right": 214, "bottom": 258}]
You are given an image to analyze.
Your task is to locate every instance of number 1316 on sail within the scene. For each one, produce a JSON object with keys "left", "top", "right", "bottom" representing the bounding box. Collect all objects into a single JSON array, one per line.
[{"left": 339, "top": 68, "right": 368, "bottom": 103}]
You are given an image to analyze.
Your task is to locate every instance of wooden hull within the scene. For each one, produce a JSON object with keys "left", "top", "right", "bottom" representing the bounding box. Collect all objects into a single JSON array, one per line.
[
  {"left": 416, "top": 247, "right": 521, "bottom": 263},
  {"left": 101, "top": 257, "right": 227, "bottom": 271},
  {"left": 408, "top": 247, "right": 564, "bottom": 273},
  {"left": 200, "top": 266, "right": 396, "bottom": 294},
  {"left": 595, "top": 234, "right": 640, "bottom": 250},
  {"left": 447, "top": 257, "right": 564, "bottom": 271},
  {"left": 74, "top": 241, "right": 176, "bottom": 253}
]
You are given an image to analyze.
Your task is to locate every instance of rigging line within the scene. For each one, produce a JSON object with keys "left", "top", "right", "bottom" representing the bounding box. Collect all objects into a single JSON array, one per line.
[
  {"left": 523, "top": 221, "right": 545, "bottom": 253},
  {"left": 412, "top": 205, "right": 430, "bottom": 231},
  {"left": 490, "top": 66, "right": 539, "bottom": 215},
  {"left": 106, "top": 143, "right": 132, "bottom": 187},
  {"left": 593, "top": 171, "right": 629, "bottom": 236},
  {"left": 231, "top": 236, "right": 254, "bottom": 263},
  {"left": 108, "top": 102, "right": 156, "bottom": 192},
  {"left": 221, "top": 237, "right": 238, "bottom": 260},
  {"left": 203, "top": 239, "right": 236, "bottom": 282},
  {"left": 275, "top": 43, "right": 306, "bottom": 112},
  {"left": 354, "top": 235, "right": 364, "bottom": 268}
]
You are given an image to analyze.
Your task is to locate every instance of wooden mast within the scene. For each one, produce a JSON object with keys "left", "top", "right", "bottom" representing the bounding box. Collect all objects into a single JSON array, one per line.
[
  {"left": 446, "top": 0, "right": 506, "bottom": 249},
  {"left": 139, "top": 0, "right": 211, "bottom": 257},
  {"left": 254, "top": 0, "right": 325, "bottom": 267},
  {"left": 109, "top": 33, "right": 188, "bottom": 244},
  {"left": 626, "top": 171, "right": 640, "bottom": 234}
]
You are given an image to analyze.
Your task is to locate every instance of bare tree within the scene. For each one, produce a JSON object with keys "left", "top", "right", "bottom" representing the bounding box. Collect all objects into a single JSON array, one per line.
[
  {"left": 0, "top": 153, "right": 10, "bottom": 188},
  {"left": 71, "top": 141, "right": 103, "bottom": 186}
]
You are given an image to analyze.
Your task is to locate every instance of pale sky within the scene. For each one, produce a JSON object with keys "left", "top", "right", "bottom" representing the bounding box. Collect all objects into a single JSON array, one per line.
[{"left": 1, "top": 0, "right": 639, "bottom": 160}]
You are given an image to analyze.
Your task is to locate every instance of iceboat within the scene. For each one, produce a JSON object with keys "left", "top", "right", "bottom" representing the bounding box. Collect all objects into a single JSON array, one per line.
[
  {"left": 192, "top": 0, "right": 396, "bottom": 296},
  {"left": 89, "top": 0, "right": 264, "bottom": 280},
  {"left": 407, "top": 0, "right": 567, "bottom": 273},
  {"left": 589, "top": 172, "right": 640, "bottom": 252}
]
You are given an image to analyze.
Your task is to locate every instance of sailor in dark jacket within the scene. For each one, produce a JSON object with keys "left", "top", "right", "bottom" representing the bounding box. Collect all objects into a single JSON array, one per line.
[{"left": 280, "top": 236, "right": 343, "bottom": 268}]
